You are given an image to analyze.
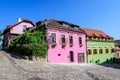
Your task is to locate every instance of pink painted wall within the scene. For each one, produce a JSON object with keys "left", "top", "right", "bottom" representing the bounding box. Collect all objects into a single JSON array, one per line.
[
  {"left": 10, "top": 22, "right": 34, "bottom": 34},
  {"left": 115, "top": 44, "right": 120, "bottom": 63},
  {"left": 116, "top": 45, "right": 120, "bottom": 58},
  {"left": 46, "top": 27, "right": 86, "bottom": 63},
  {"left": 3, "top": 21, "right": 34, "bottom": 49}
]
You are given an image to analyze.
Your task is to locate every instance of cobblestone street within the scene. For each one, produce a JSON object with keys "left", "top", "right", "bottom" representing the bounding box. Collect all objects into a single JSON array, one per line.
[{"left": 0, "top": 51, "right": 120, "bottom": 80}]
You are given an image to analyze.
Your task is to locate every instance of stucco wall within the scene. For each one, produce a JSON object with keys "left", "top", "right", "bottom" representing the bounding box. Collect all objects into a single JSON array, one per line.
[
  {"left": 46, "top": 27, "right": 86, "bottom": 63},
  {"left": 87, "top": 41, "right": 115, "bottom": 63},
  {"left": 10, "top": 22, "right": 34, "bottom": 34},
  {"left": 116, "top": 45, "right": 120, "bottom": 58}
]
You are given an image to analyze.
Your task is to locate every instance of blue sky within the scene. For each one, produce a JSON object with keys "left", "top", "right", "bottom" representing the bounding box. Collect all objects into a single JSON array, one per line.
[{"left": 0, "top": 0, "right": 120, "bottom": 39}]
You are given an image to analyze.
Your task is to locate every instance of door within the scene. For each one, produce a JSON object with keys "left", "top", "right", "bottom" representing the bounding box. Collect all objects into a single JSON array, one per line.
[
  {"left": 69, "top": 51, "right": 74, "bottom": 62},
  {"left": 78, "top": 53, "right": 84, "bottom": 63}
]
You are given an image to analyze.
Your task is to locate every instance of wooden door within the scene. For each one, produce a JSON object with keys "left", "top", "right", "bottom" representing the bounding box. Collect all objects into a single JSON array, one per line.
[{"left": 78, "top": 53, "right": 84, "bottom": 63}]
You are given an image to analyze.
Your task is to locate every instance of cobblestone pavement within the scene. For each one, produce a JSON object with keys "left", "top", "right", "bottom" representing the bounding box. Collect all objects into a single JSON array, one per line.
[{"left": 0, "top": 51, "right": 120, "bottom": 80}]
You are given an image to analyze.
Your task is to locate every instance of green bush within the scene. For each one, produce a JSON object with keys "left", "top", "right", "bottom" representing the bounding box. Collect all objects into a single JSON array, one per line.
[{"left": 9, "top": 28, "right": 48, "bottom": 59}]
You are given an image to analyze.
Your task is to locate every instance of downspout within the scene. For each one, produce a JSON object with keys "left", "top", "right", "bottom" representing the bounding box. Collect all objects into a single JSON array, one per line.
[
  {"left": 44, "top": 21, "right": 49, "bottom": 62},
  {"left": 85, "top": 33, "right": 88, "bottom": 63}
]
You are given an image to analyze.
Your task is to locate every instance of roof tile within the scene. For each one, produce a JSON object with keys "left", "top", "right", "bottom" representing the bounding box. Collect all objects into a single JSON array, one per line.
[{"left": 81, "top": 28, "right": 113, "bottom": 38}]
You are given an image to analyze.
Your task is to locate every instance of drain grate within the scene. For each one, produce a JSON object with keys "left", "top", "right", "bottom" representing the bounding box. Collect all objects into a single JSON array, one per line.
[{"left": 27, "top": 77, "right": 45, "bottom": 80}]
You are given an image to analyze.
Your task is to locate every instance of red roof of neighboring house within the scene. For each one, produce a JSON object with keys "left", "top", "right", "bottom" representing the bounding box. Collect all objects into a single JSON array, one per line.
[
  {"left": 81, "top": 28, "right": 113, "bottom": 38},
  {"left": 3, "top": 19, "right": 35, "bottom": 34}
]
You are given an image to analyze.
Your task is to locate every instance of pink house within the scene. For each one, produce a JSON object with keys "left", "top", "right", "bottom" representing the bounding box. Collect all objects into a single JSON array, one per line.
[
  {"left": 115, "top": 41, "right": 120, "bottom": 63},
  {"left": 3, "top": 18, "right": 35, "bottom": 50},
  {"left": 36, "top": 19, "right": 86, "bottom": 63}
]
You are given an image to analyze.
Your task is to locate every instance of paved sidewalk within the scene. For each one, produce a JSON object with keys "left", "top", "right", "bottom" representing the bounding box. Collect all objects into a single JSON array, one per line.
[{"left": 0, "top": 51, "right": 120, "bottom": 80}]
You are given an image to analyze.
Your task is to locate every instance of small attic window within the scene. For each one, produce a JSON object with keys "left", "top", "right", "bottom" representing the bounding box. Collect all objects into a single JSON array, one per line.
[
  {"left": 74, "top": 27, "right": 79, "bottom": 30},
  {"left": 63, "top": 23, "right": 69, "bottom": 27}
]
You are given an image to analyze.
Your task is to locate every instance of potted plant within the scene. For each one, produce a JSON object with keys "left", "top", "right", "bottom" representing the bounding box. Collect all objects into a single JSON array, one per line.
[
  {"left": 62, "top": 43, "right": 66, "bottom": 48},
  {"left": 51, "top": 43, "right": 57, "bottom": 48},
  {"left": 70, "top": 44, "right": 73, "bottom": 47}
]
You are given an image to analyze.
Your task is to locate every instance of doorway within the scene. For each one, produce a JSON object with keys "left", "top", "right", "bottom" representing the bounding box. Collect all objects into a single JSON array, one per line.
[
  {"left": 69, "top": 51, "right": 74, "bottom": 62},
  {"left": 78, "top": 53, "right": 84, "bottom": 63}
]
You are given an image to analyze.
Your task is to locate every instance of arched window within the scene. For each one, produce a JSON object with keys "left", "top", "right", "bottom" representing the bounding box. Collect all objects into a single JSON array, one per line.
[
  {"left": 93, "top": 49, "right": 97, "bottom": 54},
  {"left": 99, "top": 49, "right": 103, "bottom": 54},
  {"left": 111, "top": 48, "right": 115, "bottom": 53},
  {"left": 106, "top": 49, "right": 109, "bottom": 53},
  {"left": 87, "top": 49, "right": 92, "bottom": 55}
]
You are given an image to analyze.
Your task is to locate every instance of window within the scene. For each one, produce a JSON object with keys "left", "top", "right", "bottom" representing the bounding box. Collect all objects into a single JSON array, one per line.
[
  {"left": 111, "top": 48, "right": 115, "bottom": 53},
  {"left": 97, "top": 37, "right": 100, "bottom": 41},
  {"left": 87, "top": 49, "right": 92, "bottom": 55},
  {"left": 61, "top": 34, "right": 66, "bottom": 43},
  {"left": 69, "top": 36, "right": 73, "bottom": 45},
  {"left": 51, "top": 33, "right": 56, "bottom": 43},
  {"left": 74, "top": 27, "right": 79, "bottom": 30},
  {"left": 93, "top": 49, "right": 97, "bottom": 54},
  {"left": 105, "top": 38, "right": 107, "bottom": 41},
  {"left": 99, "top": 49, "right": 103, "bottom": 54},
  {"left": 79, "top": 37, "right": 82, "bottom": 45},
  {"left": 88, "top": 36, "right": 92, "bottom": 40},
  {"left": 63, "top": 23, "right": 68, "bottom": 27},
  {"left": 93, "top": 37, "right": 96, "bottom": 40},
  {"left": 106, "top": 49, "right": 109, "bottom": 53},
  {"left": 23, "top": 25, "right": 27, "bottom": 32}
]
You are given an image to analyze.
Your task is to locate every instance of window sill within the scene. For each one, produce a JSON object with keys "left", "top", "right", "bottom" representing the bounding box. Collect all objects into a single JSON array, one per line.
[
  {"left": 61, "top": 43, "right": 66, "bottom": 48},
  {"left": 79, "top": 44, "right": 83, "bottom": 47},
  {"left": 51, "top": 43, "right": 57, "bottom": 48},
  {"left": 70, "top": 44, "right": 73, "bottom": 47}
]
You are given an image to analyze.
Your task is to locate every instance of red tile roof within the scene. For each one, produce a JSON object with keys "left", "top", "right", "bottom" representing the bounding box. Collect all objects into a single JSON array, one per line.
[{"left": 81, "top": 28, "right": 113, "bottom": 38}]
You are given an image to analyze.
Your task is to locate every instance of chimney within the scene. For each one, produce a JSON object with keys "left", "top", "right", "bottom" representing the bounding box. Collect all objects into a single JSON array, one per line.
[{"left": 18, "top": 18, "right": 22, "bottom": 22}]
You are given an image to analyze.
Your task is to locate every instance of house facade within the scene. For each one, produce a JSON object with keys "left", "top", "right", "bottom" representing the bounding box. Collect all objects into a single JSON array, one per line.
[
  {"left": 81, "top": 28, "right": 116, "bottom": 63},
  {"left": 36, "top": 19, "right": 86, "bottom": 63},
  {"left": 2, "top": 18, "right": 35, "bottom": 50},
  {"left": 115, "top": 41, "right": 120, "bottom": 63}
]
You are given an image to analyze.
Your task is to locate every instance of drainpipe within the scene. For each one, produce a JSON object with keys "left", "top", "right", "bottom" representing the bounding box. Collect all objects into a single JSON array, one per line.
[{"left": 44, "top": 21, "right": 48, "bottom": 62}]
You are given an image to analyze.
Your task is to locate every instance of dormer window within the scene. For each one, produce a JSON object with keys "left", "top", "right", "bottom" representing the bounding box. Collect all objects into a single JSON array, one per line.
[
  {"left": 74, "top": 27, "right": 79, "bottom": 30},
  {"left": 105, "top": 38, "right": 107, "bottom": 41},
  {"left": 89, "top": 36, "right": 92, "bottom": 40},
  {"left": 63, "top": 23, "right": 68, "bottom": 27},
  {"left": 93, "top": 37, "right": 96, "bottom": 40}
]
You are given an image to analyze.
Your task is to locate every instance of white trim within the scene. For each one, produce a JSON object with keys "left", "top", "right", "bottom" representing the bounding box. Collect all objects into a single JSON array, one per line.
[
  {"left": 61, "top": 34, "right": 66, "bottom": 44},
  {"left": 50, "top": 32, "right": 57, "bottom": 43}
]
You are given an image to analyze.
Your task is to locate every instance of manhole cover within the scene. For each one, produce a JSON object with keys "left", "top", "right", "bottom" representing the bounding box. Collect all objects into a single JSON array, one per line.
[{"left": 28, "top": 77, "right": 44, "bottom": 80}]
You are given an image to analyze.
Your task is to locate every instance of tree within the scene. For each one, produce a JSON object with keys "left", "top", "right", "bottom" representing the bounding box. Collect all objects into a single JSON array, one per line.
[
  {"left": 9, "top": 28, "right": 48, "bottom": 60},
  {"left": 0, "top": 30, "right": 2, "bottom": 43}
]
